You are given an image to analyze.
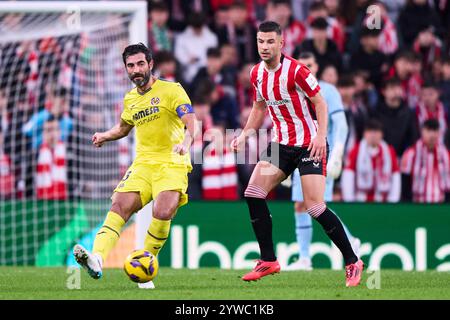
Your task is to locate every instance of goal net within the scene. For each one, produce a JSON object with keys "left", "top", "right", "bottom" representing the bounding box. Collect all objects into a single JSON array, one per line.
[{"left": 0, "top": 1, "right": 148, "bottom": 266}]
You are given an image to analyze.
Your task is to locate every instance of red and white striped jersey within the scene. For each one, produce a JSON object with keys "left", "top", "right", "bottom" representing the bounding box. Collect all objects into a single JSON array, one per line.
[
  {"left": 401, "top": 140, "right": 450, "bottom": 203},
  {"left": 36, "top": 141, "right": 68, "bottom": 200},
  {"left": 250, "top": 55, "right": 320, "bottom": 148}
]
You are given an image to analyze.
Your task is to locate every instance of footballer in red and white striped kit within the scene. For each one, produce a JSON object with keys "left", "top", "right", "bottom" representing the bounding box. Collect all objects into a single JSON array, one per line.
[{"left": 231, "top": 21, "right": 363, "bottom": 287}]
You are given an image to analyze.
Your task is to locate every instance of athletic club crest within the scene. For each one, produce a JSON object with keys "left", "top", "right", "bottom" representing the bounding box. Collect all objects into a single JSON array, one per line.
[{"left": 151, "top": 97, "right": 160, "bottom": 105}]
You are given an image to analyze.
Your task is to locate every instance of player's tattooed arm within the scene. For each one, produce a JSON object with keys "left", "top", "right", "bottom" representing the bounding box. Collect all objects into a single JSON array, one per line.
[
  {"left": 231, "top": 100, "right": 267, "bottom": 152},
  {"left": 173, "top": 113, "right": 199, "bottom": 155},
  {"left": 92, "top": 119, "right": 134, "bottom": 147},
  {"left": 307, "top": 92, "right": 328, "bottom": 160}
]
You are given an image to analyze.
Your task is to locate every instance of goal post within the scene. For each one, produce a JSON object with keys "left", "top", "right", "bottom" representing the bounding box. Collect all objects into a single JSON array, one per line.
[{"left": 0, "top": 1, "right": 151, "bottom": 266}]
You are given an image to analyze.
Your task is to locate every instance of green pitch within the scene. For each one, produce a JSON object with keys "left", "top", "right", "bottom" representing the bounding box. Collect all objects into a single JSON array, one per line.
[{"left": 0, "top": 267, "right": 449, "bottom": 300}]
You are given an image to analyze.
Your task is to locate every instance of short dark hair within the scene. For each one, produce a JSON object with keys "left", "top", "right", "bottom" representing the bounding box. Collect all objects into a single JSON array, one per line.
[
  {"left": 298, "top": 51, "right": 316, "bottom": 60},
  {"left": 149, "top": 1, "right": 168, "bottom": 12},
  {"left": 122, "top": 42, "right": 152, "bottom": 64},
  {"left": 442, "top": 56, "right": 450, "bottom": 66},
  {"left": 309, "top": 1, "right": 327, "bottom": 12},
  {"left": 422, "top": 80, "right": 438, "bottom": 90},
  {"left": 360, "top": 26, "right": 382, "bottom": 38},
  {"left": 422, "top": 119, "right": 440, "bottom": 131},
  {"left": 153, "top": 50, "right": 175, "bottom": 67},
  {"left": 394, "top": 50, "right": 415, "bottom": 62},
  {"left": 310, "top": 17, "right": 328, "bottom": 30},
  {"left": 337, "top": 74, "right": 355, "bottom": 88},
  {"left": 207, "top": 47, "right": 222, "bottom": 58},
  {"left": 53, "top": 87, "right": 67, "bottom": 97},
  {"left": 269, "top": 0, "right": 291, "bottom": 6},
  {"left": 365, "top": 119, "right": 383, "bottom": 132},
  {"left": 383, "top": 77, "right": 402, "bottom": 89},
  {"left": 258, "top": 21, "right": 282, "bottom": 35},
  {"left": 230, "top": 0, "right": 247, "bottom": 10},
  {"left": 188, "top": 11, "right": 206, "bottom": 28}
]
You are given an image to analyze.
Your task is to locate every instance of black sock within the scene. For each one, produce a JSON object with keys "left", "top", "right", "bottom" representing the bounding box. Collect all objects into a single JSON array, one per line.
[
  {"left": 314, "top": 208, "right": 358, "bottom": 265},
  {"left": 245, "top": 197, "right": 276, "bottom": 261}
]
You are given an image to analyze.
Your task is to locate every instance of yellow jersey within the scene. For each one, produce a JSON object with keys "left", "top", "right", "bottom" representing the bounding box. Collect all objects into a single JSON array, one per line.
[{"left": 121, "top": 79, "right": 193, "bottom": 167}]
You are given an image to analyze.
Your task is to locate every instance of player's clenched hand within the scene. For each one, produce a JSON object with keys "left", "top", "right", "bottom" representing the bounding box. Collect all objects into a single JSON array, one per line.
[
  {"left": 308, "top": 134, "right": 326, "bottom": 161},
  {"left": 92, "top": 132, "right": 107, "bottom": 148},
  {"left": 230, "top": 135, "right": 245, "bottom": 152},
  {"left": 173, "top": 144, "right": 188, "bottom": 155}
]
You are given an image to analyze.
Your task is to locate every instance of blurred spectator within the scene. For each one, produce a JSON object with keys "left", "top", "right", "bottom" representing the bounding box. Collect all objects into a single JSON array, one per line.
[
  {"left": 401, "top": 119, "right": 450, "bottom": 203},
  {"left": 319, "top": 64, "right": 338, "bottom": 86},
  {"left": 386, "top": 50, "right": 423, "bottom": 109},
  {"left": 153, "top": 50, "right": 179, "bottom": 82},
  {"left": 191, "top": 48, "right": 225, "bottom": 94},
  {"left": 165, "top": 0, "right": 213, "bottom": 32},
  {"left": 416, "top": 81, "right": 448, "bottom": 141},
  {"left": 36, "top": 117, "right": 68, "bottom": 200},
  {"left": 413, "top": 25, "right": 443, "bottom": 79},
  {"left": 235, "top": 63, "right": 254, "bottom": 111},
  {"left": 294, "top": 17, "right": 342, "bottom": 73},
  {"left": 0, "top": 85, "right": 8, "bottom": 136},
  {"left": 342, "top": 119, "right": 401, "bottom": 202},
  {"left": 350, "top": 27, "right": 388, "bottom": 89},
  {"left": 202, "top": 125, "right": 239, "bottom": 200},
  {"left": 195, "top": 80, "right": 239, "bottom": 129},
  {"left": 148, "top": 2, "right": 173, "bottom": 53},
  {"left": 187, "top": 96, "right": 214, "bottom": 200},
  {"left": 353, "top": 70, "right": 378, "bottom": 110},
  {"left": 372, "top": 2, "right": 399, "bottom": 56},
  {"left": 305, "top": 1, "right": 346, "bottom": 52},
  {"left": 380, "top": 0, "right": 406, "bottom": 22},
  {"left": 370, "top": 77, "right": 419, "bottom": 156},
  {"left": 0, "top": 130, "right": 14, "bottom": 199},
  {"left": 22, "top": 87, "right": 73, "bottom": 150},
  {"left": 398, "top": 0, "right": 444, "bottom": 48},
  {"left": 265, "top": 0, "right": 306, "bottom": 56},
  {"left": 337, "top": 74, "right": 370, "bottom": 153},
  {"left": 217, "top": 1, "right": 259, "bottom": 66},
  {"left": 439, "top": 57, "right": 450, "bottom": 112},
  {"left": 219, "top": 43, "right": 240, "bottom": 89},
  {"left": 174, "top": 12, "right": 218, "bottom": 83}
]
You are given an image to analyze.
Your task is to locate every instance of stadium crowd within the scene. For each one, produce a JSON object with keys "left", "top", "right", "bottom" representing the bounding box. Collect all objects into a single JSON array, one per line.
[{"left": 0, "top": 0, "right": 449, "bottom": 203}]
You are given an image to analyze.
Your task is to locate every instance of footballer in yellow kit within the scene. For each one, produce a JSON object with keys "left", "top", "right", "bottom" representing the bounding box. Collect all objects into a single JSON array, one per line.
[
  {"left": 116, "top": 78, "right": 193, "bottom": 208},
  {"left": 73, "top": 43, "right": 198, "bottom": 287}
]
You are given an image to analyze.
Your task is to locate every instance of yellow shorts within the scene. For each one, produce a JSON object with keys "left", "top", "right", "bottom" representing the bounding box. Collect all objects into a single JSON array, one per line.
[{"left": 113, "top": 162, "right": 191, "bottom": 208}]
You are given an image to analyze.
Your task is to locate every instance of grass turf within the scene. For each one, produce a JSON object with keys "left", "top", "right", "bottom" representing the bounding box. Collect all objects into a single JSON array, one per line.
[{"left": 0, "top": 267, "right": 449, "bottom": 300}]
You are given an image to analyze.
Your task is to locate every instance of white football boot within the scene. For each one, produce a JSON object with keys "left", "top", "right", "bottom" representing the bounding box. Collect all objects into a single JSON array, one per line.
[
  {"left": 73, "top": 244, "right": 103, "bottom": 279},
  {"left": 285, "top": 257, "right": 313, "bottom": 271},
  {"left": 138, "top": 281, "right": 155, "bottom": 289}
]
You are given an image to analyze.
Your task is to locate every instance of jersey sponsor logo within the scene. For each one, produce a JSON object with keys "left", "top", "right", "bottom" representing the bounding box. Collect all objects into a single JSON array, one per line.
[
  {"left": 132, "top": 107, "right": 160, "bottom": 121},
  {"left": 313, "top": 162, "right": 320, "bottom": 168},
  {"left": 151, "top": 97, "right": 160, "bottom": 105},
  {"left": 305, "top": 73, "right": 318, "bottom": 90},
  {"left": 265, "top": 99, "right": 289, "bottom": 107}
]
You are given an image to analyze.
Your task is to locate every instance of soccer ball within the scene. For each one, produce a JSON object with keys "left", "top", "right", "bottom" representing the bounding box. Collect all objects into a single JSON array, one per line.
[{"left": 123, "top": 249, "right": 159, "bottom": 283}]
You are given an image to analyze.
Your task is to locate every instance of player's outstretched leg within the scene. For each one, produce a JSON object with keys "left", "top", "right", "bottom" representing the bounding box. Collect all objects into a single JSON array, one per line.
[
  {"left": 74, "top": 192, "right": 140, "bottom": 279},
  {"left": 308, "top": 203, "right": 364, "bottom": 287},
  {"left": 73, "top": 210, "right": 125, "bottom": 279},
  {"left": 242, "top": 184, "right": 280, "bottom": 281}
]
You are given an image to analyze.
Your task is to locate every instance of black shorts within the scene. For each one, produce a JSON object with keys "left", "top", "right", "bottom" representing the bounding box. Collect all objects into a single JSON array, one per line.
[{"left": 260, "top": 142, "right": 329, "bottom": 177}]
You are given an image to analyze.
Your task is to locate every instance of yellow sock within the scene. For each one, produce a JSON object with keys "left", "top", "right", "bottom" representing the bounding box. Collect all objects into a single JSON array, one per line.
[
  {"left": 93, "top": 211, "right": 125, "bottom": 262},
  {"left": 144, "top": 217, "right": 171, "bottom": 256}
]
